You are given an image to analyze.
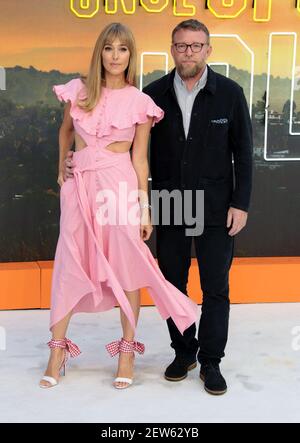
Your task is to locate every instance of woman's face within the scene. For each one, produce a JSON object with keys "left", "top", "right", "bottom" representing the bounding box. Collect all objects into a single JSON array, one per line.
[{"left": 102, "top": 37, "right": 130, "bottom": 78}]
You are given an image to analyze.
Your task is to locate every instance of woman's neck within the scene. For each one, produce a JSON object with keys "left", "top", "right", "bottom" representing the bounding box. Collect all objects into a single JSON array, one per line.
[{"left": 102, "top": 76, "right": 127, "bottom": 89}]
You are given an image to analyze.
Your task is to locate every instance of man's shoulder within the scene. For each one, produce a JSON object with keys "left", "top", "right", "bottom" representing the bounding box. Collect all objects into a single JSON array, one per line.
[
  {"left": 214, "top": 69, "right": 243, "bottom": 94},
  {"left": 142, "top": 72, "right": 171, "bottom": 97},
  {"left": 141, "top": 67, "right": 244, "bottom": 98}
]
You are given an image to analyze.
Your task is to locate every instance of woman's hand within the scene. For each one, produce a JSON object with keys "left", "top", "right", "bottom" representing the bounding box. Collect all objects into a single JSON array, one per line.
[{"left": 140, "top": 208, "right": 153, "bottom": 241}]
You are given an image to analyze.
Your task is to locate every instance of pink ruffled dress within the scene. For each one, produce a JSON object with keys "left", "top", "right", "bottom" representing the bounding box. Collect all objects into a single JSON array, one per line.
[{"left": 50, "top": 78, "right": 198, "bottom": 335}]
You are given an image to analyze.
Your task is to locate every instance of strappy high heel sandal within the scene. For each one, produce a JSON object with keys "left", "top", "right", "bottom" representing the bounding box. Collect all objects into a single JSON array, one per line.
[
  {"left": 39, "top": 337, "right": 81, "bottom": 388},
  {"left": 105, "top": 338, "right": 145, "bottom": 389}
]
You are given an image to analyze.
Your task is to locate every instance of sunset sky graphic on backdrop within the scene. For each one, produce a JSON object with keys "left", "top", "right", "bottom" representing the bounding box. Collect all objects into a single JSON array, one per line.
[{"left": 0, "top": 0, "right": 299, "bottom": 78}]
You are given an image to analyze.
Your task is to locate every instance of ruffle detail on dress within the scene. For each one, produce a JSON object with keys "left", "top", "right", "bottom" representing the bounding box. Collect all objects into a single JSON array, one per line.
[
  {"left": 110, "top": 94, "right": 165, "bottom": 129},
  {"left": 53, "top": 79, "right": 164, "bottom": 138},
  {"left": 53, "top": 78, "right": 100, "bottom": 133},
  {"left": 70, "top": 94, "right": 109, "bottom": 137},
  {"left": 53, "top": 78, "right": 86, "bottom": 105},
  {"left": 72, "top": 93, "right": 164, "bottom": 137}
]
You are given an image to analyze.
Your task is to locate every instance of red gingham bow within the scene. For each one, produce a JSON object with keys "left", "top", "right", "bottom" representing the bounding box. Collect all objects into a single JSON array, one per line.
[
  {"left": 47, "top": 337, "right": 81, "bottom": 358},
  {"left": 129, "top": 341, "right": 145, "bottom": 355},
  {"left": 105, "top": 340, "right": 121, "bottom": 357},
  {"left": 64, "top": 338, "right": 82, "bottom": 358},
  {"left": 105, "top": 338, "right": 145, "bottom": 357}
]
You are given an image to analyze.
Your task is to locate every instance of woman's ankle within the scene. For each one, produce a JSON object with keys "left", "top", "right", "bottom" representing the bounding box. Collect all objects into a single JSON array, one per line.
[
  {"left": 48, "top": 347, "right": 65, "bottom": 363},
  {"left": 122, "top": 337, "right": 134, "bottom": 342}
]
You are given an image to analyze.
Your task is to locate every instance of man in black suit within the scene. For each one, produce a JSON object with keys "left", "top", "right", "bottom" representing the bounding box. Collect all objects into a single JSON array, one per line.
[{"left": 142, "top": 19, "right": 253, "bottom": 395}]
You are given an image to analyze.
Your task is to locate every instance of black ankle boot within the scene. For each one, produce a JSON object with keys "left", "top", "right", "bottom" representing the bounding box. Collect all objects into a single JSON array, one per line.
[
  {"left": 164, "top": 355, "right": 197, "bottom": 381},
  {"left": 200, "top": 361, "right": 227, "bottom": 395}
]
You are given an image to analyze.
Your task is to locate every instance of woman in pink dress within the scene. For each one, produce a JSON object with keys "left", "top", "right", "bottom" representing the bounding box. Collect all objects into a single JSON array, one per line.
[{"left": 39, "top": 22, "right": 198, "bottom": 389}]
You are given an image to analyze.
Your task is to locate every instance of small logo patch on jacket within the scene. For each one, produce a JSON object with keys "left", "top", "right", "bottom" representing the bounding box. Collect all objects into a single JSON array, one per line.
[{"left": 211, "top": 118, "right": 228, "bottom": 124}]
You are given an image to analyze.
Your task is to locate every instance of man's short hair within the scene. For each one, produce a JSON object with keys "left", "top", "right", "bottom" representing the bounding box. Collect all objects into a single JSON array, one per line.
[{"left": 172, "top": 19, "right": 210, "bottom": 45}]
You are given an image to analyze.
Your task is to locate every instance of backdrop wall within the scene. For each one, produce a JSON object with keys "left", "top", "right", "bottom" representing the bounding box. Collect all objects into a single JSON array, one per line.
[{"left": 1, "top": 0, "right": 300, "bottom": 262}]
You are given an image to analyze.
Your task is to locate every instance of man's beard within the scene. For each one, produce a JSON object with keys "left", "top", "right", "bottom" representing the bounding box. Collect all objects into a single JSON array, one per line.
[{"left": 177, "top": 61, "right": 203, "bottom": 79}]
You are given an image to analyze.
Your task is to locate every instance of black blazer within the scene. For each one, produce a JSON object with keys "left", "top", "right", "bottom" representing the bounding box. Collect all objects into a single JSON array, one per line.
[{"left": 143, "top": 65, "right": 253, "bottom": 226}]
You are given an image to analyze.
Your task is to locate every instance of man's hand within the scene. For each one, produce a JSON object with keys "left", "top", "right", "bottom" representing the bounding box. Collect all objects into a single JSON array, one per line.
[
  {"left": 57, "top": 172, "right": 64, "bottom": 188},
  {"left": 63, "top": 150, "right": 75, "bottom": 180},
  {"left": 227, "top": 207, "right": 248, "bottom": 236}
]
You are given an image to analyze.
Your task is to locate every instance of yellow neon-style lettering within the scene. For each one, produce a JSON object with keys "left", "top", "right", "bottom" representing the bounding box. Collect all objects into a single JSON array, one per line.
[
  {"left": 253, "top": 0, "right": 272, "bottom": 23},
  {"left": 173, "top": 0, "right": 195, "bottom": 17},
  {"left": 70, "top": 0, "right": 100, "bottom": 18},
  {"left": 140, "top": 0, "right": 169, "bottom": 13},
  {"left": 105, "top": 0, "right": 136, "bottom": 14},
  {"left": 207, "top": 0, "right": 247, "bottom": 19}
]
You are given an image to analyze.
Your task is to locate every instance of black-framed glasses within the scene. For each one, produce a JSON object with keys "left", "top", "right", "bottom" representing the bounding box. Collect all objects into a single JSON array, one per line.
[{"left": 173, "top": 42, "right": 208, "bottom": 53}]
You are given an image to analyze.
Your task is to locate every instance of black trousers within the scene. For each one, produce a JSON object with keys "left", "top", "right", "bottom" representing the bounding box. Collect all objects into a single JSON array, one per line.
[{"left": 156, "top": 224, "right": 234, "bottom": 365}]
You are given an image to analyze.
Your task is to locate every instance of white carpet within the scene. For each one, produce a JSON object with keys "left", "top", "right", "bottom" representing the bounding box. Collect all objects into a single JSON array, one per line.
[{"left": 0, "top": 303, "right": 299, "bottom": 423}]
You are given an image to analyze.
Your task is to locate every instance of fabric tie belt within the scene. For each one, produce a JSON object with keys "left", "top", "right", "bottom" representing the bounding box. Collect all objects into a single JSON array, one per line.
[{"left": 71, "top": 156, "right": 136, "bottom": 330}]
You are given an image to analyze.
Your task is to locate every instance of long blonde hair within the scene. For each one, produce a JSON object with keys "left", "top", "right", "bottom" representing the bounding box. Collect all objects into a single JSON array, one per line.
[{"left": 78, "top": 22, "right": 137, "bottom": 112}]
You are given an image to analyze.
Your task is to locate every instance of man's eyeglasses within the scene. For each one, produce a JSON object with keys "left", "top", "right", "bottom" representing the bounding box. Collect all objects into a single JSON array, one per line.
[{"left": 173, "top": 42, "right": 209, "bottom": 53}]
